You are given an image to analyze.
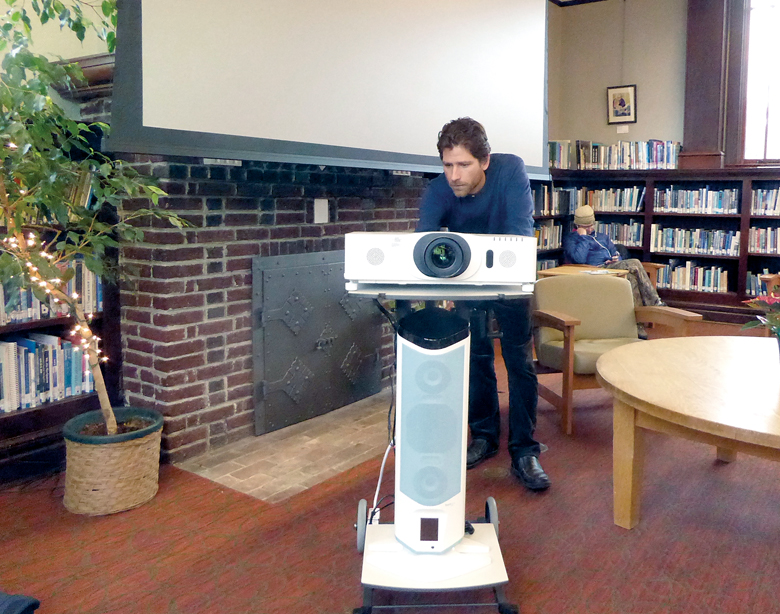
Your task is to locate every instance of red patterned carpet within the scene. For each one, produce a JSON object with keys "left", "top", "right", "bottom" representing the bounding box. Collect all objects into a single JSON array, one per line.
[{"left": 2, "top": 381, "right": 780, "bottom": 614}]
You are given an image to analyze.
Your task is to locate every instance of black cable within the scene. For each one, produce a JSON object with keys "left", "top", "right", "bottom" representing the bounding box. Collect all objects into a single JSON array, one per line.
[
  {"left": 373, "top": 298, "right": 398, "bottom": 445},
  {"left": 373, "top": 298, "right": 399, "bottom": 333}
]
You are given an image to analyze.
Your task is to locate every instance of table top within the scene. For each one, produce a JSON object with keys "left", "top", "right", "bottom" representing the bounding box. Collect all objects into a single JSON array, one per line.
[
  {"left": 537, "top": 265, "right": 628, "bottom": 278},
  {"left": 596, "top": 336, "right": 780, "bottom": 449}
]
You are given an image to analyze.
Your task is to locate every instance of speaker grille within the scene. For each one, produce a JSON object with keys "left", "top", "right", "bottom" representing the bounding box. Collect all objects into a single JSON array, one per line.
[
  {"left": 412, "top": 466, "right": 448, "bottom": 504},
  {"left": 499, "top": 250, "right": 517, "bottom": 268},
  {"left": 367, "top": 248, "right": 384, "bottom": 266},
  {"left": 414, "top": 361, "right": 451, "bottom": 395},
  {"left": 399, "top": 343, "right": 465, "bottom": 507}
]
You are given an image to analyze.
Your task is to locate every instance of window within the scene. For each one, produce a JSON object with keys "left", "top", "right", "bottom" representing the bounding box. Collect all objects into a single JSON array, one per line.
[{"left": 744, "top": 0, "right": 780, "bottom": 160}]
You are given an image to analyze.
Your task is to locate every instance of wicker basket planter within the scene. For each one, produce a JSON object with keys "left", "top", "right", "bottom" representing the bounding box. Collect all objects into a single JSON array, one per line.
[{"left": 62, "top": 407, "right": 164, "bottom": 516}]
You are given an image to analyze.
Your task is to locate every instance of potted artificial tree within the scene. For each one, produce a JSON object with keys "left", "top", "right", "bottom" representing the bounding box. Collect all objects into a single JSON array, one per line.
[{"left": 1, "top": 1, "right": 186, "bottom": 514}]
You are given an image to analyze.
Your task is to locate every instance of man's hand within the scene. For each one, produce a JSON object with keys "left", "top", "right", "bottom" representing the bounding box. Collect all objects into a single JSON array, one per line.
[{"left": 576, "top": 227, "right": 588, "bottom": 236}]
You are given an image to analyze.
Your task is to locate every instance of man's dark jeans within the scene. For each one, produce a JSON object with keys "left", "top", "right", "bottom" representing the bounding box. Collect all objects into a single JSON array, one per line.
[{"left": 458, "top": 298, "right": 541, "bottom": 458}]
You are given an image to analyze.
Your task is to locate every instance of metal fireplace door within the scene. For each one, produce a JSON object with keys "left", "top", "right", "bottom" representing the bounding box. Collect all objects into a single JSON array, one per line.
[{"left": 252, "top": 251, "right": 383, "bottom": 434}]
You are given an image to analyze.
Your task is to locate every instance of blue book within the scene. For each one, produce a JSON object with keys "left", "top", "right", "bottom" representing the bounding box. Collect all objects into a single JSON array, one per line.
[
  {"left": 8, "top": 338, "right": 40, "bottom": 406},
  {"left": 62, "top": 340, "right": 73, "bottom": 397},
  {"left": 17, "top": 346, "right": 31, "bottom": 408},
  {"left": 72, "top": 346, "right": 83, "bottom": 396}
]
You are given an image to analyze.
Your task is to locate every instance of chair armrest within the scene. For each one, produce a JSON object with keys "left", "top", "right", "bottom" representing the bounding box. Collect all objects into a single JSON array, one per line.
[
  {"left": 634, "top": 305, "right": 703, "bottom": 328},
  {"left": 533, "top": 309, "right": 581, "bottom": 330},
  {"left": 640, "top": 262, "right": 666, "bottom": 272},
  {"left": 640, "top": 262, "right": 665, "bottom": 289},
  {"left": 759, "top": 273, "right": 780, "bottom": 294}
]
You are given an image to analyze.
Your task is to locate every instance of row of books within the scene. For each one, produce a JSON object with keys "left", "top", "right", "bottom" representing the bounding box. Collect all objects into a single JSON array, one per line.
[
  {"left": 0, "top": 262, "right": 103, "bottom": 326},
  {"left": 549, "top": 139, "right": 681, "bottom": 170},
  {"left": 535, "top": 220, "right": 565, "bottom": 251},
  {"left": 748, "top": 227, "right": 780, "bottom": 255},
  {"left": 537, "top": 259, "right": 559, "bottom": 271},
  {"left": 656, "top": 261, "right": 729, "bottom": 293},
  {"left": 751, "top": 187, "right": 780, "bottom": 216},
  {"left": 746, "top": 269, "right": 780, "bottom": 296},
  {"left": 653, "top": 186, "right": 740, "bottom": 215},
  {"left": 0, "top": 333, "right": 94, "bottom": 413},
  {"left": 650, "top": 225, "right": 741, "bottom": 257},
  {"left": 593, "top": 221, "right": 645, "bottom": 247},
  {"left": 533, "top": 185, "right": 574, "bottom": 217},
  {"left": 552, "top": 186, "right": 645, "bottom": 213}
]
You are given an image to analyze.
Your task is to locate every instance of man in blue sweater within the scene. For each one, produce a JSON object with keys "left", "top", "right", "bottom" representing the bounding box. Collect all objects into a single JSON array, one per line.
[
  {"left": 416, "top": 117, "right": 550, "bottom": 491},
  {"left": 564, "top": 205, "right": 663, "bottom": 308}
]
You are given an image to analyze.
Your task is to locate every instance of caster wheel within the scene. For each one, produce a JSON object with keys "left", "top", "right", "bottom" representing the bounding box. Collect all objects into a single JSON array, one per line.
[
  {"left": 356, "top": 499, "right": 368, "bottom": 553},
  {"left": 485, "top": 496, "right": 499, "bottom": 540}
]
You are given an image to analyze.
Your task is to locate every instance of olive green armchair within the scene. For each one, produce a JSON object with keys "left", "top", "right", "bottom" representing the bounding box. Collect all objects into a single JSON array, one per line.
[{"left": 532, "top": 274, "right": 702, "bottom": 435}]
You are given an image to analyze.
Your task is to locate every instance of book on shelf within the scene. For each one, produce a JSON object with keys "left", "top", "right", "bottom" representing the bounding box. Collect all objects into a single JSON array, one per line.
[
  {"left": 748, "top": 226, "right": 779, "bottom": 254},
  {"left": 17, "top": 344, "right": 32, "bottom": 409},
  {"left": 27, "top": 333, "right": 65, "bottom": 402},
  {"left": 534, "top": 219, "right": 563, "bottom": 251},
  {"left": 746, "top": 269, "right": 780, "bottom": 295},
  {"left": 567, "top": 139, "right": 680, "bottom": 170},
  {"left": 0, "top": 341, "right": 20, "bottom": 412},
  {"left": 751, "top": 187, "right": 780, "bottom": 216},
  {"left": 650, "top": 224, "right": 740, "bottom": 257},
  {"left": 533, "top": 183, "right": 550, "bottom": 216},
  {"left": 537, "top": 258, "right": 559, "bottom": 271},
  {"left": 594, "top": 219, "right": 644, "bottom": 247},
  {"left": 548, "top": 140, "right": 572, "bottom": 169},
  {"left": 657, "top": 259, "right": 729, "bottom": 293},
  {"left": 654, "top": 186, "right": 740, "bottom": 215},
  {"left": 0, "top": 333, "right": 91, "bottom": 409}
]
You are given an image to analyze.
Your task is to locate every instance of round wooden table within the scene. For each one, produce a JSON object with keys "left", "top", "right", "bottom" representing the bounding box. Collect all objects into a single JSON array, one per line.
[{"left": 596, "top": 336, "right": 780, "bottom": 529}]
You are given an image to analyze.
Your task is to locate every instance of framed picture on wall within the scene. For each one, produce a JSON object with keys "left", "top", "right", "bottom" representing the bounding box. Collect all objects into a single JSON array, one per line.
[{"left": 606, "top": 85, "right": 637, "bottom": 124}]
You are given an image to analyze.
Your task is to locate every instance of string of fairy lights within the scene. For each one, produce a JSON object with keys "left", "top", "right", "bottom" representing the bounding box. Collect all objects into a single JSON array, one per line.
[{"left": 1, "top": 232, "right": 108, "bottom": 365}]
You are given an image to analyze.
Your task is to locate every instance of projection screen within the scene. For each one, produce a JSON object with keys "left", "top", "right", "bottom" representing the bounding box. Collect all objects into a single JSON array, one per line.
[{"left": 109, "top": 0, "right": 549, "bottom": 177}]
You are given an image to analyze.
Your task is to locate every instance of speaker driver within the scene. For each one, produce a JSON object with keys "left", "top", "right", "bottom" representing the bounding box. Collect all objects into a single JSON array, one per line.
[
  {"left": 415, "top": 361, "right": 451, "bottom": 394},
  {"left": 413, "top": 466, "right": 448, "bottom": 504},
  {"left": 499, "top": 250, "right": 517, "bottom": 268},
  {"left": 367, "top": 248, "right": 384, "bottom": 266}
]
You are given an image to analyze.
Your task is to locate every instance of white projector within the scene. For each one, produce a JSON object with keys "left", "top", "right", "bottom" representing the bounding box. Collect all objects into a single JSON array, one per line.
[{"left": 344, "top": 231, "right": 537, "bottom": 286}]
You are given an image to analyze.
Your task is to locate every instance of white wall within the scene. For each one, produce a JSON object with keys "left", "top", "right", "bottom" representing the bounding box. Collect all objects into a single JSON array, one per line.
[
  {"left": 547, "top": 0, "right": 687, "bottom": 145},
  {"left": 5, "top": 17, "right": 107, "bottom": 59}
]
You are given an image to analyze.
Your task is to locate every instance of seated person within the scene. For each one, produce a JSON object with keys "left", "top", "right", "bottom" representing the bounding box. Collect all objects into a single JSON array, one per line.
[{"left": 564, "top": 205, "right": 664, "bottom": 308}]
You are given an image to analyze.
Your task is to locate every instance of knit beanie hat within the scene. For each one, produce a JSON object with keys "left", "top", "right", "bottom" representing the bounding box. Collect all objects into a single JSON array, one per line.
[{"left": 574, "top": 205, "right": 595, "bottom": 226}]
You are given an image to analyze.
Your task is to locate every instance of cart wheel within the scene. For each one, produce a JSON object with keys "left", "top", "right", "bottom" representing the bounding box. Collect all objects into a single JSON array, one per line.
[
  {"left": 485, "top": 496, "right": 499, "bottom": 540},
  {"left": 356, "top": 499, "right": 368, "bottom": 553}
]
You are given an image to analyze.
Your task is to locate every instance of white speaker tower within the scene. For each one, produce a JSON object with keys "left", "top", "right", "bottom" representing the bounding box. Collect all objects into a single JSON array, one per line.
[
  {"left": 394, "top": 307, "right": 469, "bottom": 553},
  {"left": 346, "top": 230, "right": 531, "bottom": 611}
]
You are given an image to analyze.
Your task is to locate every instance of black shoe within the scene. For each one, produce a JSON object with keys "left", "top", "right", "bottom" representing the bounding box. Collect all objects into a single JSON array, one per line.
[
  {"left": 466, "top": 438, "right": 498, "bottom": 469},
  {"left": 511, "top": 455, "right": 551, "bottom": 491}
]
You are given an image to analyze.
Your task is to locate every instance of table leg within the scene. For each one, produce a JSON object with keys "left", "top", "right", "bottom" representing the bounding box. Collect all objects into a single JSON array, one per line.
[
  {"left": 716, "top": 447, "right": 737, "bottom": 463},
  {"left": 613, "top": 399, "right": 645, "bottom": 529}
]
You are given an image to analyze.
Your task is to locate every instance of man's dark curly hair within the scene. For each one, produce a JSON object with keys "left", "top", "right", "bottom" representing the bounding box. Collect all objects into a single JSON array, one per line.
[{"left": 436, "top": 117, "right": 491, "bottom": 162}]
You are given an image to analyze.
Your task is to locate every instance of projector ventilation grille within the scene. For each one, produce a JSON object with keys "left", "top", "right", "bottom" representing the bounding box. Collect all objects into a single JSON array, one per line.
[
  {"left": 367, "top": 248, "right": 384, "bottom": 266},
  {"left": 499, "top": 250, "right": 517, "bottom": 268}
]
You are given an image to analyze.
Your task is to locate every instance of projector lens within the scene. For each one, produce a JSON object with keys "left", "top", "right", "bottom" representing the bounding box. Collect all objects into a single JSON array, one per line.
[
  {"left": 430, "top": 243, "right": 456, "bottom": 269},
  {"left": 413, "top": 233, "right": 471, "bottom": 278}
]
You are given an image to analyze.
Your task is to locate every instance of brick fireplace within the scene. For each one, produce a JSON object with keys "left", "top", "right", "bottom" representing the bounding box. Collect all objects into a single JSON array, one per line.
[{"left": 115, "top": 157, "right": 428, "bottom": 462}]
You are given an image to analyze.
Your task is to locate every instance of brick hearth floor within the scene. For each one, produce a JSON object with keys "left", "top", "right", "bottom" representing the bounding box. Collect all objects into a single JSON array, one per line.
[{"left": 175, "top": 388, "right": 393, "bottom": 504}]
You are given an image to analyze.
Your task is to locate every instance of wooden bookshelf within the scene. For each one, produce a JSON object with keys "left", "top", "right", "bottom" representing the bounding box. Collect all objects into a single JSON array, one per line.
[
  {"left": 0, "top": 284, "right": 121, "bottom": 481},
  {"left": 549, "top": 167, "right": 780, "bottom": 322}
]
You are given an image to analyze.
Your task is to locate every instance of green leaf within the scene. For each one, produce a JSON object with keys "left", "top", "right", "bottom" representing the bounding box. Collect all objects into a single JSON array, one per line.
[{"left": 101, "top": 0, "right": 111, "bottom": 16}]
